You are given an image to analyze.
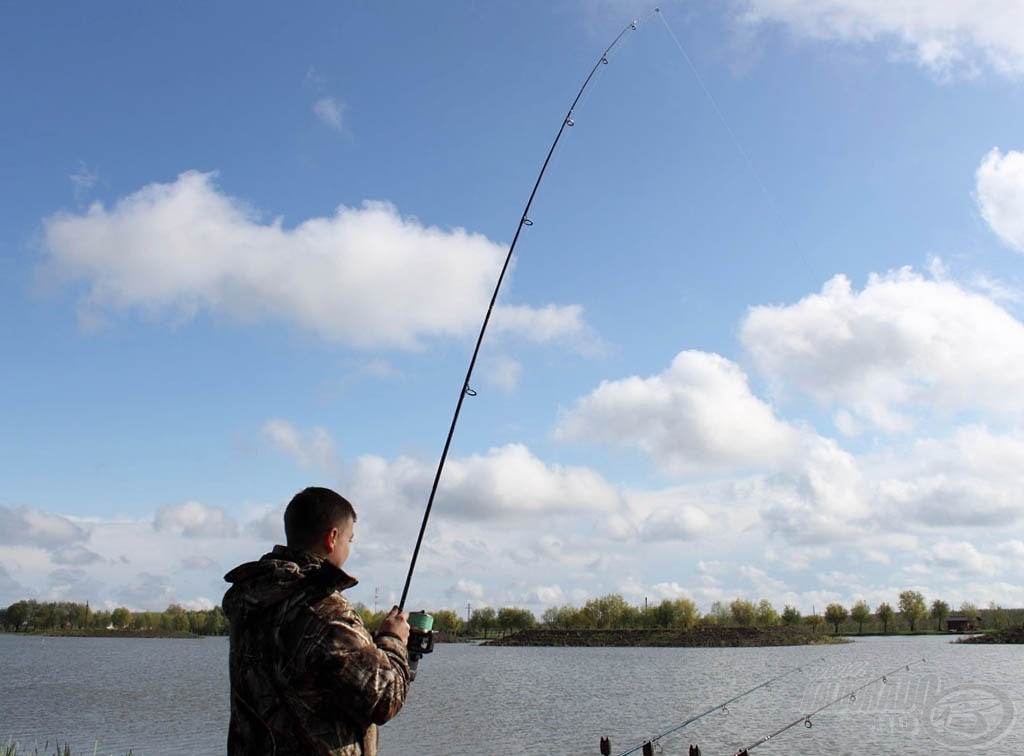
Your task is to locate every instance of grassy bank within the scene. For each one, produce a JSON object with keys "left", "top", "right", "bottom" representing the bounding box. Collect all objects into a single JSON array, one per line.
[
  {"left": 483, "top": 626, "right": 847, "bottom": 647},
  {"left": 8, "top": 628, "right": 201, "bottom": 639},
  {"left": 956, "top": 626, "right": 1024, "bottom": 643}
]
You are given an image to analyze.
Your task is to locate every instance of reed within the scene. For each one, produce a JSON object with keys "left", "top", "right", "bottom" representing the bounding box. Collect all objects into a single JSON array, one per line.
[{"left": 2, "top": 743, "right": 132, "bottom": 756}]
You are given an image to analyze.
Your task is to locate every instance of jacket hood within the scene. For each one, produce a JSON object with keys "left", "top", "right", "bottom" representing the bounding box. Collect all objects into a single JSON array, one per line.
[{"left": 222, "top": 545, "right": 358, "bottom": 621}]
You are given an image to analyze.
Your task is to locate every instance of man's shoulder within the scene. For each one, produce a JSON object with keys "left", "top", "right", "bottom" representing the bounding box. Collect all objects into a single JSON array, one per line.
[{"left": 309, "top": 592, "right": 377, "bottom": 644}]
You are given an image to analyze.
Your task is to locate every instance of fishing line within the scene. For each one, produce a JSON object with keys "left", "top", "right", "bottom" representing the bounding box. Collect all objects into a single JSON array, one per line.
[
  {"left": 655, "top": 11, "right": 774, "bottom": 205},
  {"left": 398, "top": 8, "right": 662, "bottom": 611},
  {"left": 610, "top": 659, "right": 821, "bottom": 756},
  {"left": 734, "top": 657, "right": 927, "bottom": 754},
  {"left": 655, "top": 9, "right": 810, "bottom": 270}
]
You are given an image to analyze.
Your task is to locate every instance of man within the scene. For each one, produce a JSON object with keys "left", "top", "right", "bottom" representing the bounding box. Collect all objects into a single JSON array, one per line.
[{"left": 223, "top": 486, "right": 411, "bottom": 755}]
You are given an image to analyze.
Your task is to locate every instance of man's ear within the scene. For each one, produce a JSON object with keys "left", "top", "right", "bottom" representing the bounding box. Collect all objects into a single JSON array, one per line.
[{"left": 323, "top": 526, "right": 339, "bottom": 555}]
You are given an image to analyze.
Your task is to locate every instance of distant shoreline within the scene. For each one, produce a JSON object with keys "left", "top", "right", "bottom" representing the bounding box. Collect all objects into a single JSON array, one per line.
[
  {"left": 4, "top": 628, "right": 205, "bottom": 639},
  {"left": 482, "top": 626, "right": 848, "bottom": 648}
]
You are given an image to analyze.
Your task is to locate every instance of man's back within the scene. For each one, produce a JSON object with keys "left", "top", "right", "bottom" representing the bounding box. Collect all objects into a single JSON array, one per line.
[{"left": 223, "top": 546, "right": 410, "bottom": 756}]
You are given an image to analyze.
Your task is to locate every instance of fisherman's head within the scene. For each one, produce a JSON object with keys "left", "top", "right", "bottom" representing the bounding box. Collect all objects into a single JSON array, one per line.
[{"left": 284, "top": 486, "right": 357, "bottom": 568}]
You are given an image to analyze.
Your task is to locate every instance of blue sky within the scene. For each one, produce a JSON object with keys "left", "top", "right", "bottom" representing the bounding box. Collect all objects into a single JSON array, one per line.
[{"left": 3, "top": 0, "right": 1024, "bottom": 616}]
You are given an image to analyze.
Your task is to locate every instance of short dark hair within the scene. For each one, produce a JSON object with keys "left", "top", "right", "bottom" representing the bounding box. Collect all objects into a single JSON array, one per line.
[{"left": 284, "top": 487, "right": 357, "bottom": 551}]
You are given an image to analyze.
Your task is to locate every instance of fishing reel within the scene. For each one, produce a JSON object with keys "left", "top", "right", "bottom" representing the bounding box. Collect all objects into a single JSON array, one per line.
[{"left": 406, "top": 610, "right": 434, "bottom": 681}]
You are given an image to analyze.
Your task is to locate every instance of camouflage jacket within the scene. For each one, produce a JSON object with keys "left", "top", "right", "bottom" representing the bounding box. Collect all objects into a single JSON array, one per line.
[{"left": 223, "top": 546, "right": 410, "bottom": 755}]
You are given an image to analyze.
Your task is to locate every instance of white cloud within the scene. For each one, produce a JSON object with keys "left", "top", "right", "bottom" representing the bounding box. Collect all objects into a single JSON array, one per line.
[
  {"left": 925, "top": 541, "right": 1001, "bottom": 576},
  {"left": 742, "top": 269, "right": 1024, "bottom": 432},
  {"left": 153, "top": 500, "right": 239, "bottom": 538},
  {"left": 246, "top": 504, "right": 286, "bottom": 542},
  {"left": 977, "top": 148, "right": 1024, "bottom": 251},
  {"left": 482, "top": 354, "right": 523, "bottom": 394},
  {"left": 313, "top": 96, "right": 346, "bottom": 132},
  {"left": 70, "top": 160, "right": 99, "bottom": 202},
  {"left": 41, "top": 171, "right": 587, "bottom": 349},
  {"left": 739, "top": 0, "right": 1024, "bottom": 76},
  {"left": 873, "top": 425, "right": 1024, "bottom": 528},
  {"left": 262, "top": 419, "right": 338, "bottom": 472},
  {"left": 556, "top": 350, "right": 802, "bottom": 474},
  {"left": 52, "top": 544, "right": 102, "bottom": 566},
  {"left": 0, "top": 507, "right": 85, "bottom": 547},
  {"left": 453, "top": 578, "right": 484, "bottom": 600},
  {"left": 350, "top": 443, "right": 623, "bottom": 522}
]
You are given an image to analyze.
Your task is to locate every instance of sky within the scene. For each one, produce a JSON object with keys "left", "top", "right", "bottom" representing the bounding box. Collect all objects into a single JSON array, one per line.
[{"left": 3, "top": 0, "right": 1024, "bottom": 617}]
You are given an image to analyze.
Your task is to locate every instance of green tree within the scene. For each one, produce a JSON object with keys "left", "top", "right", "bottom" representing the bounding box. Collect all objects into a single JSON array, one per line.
[
  {"left": 202, "top": 606, "right": 229, "bottom": 635},
  {"left": 898, "top": 590, "right": 927, "bottom": 632},
  {"left": 876, "top": 602, "right": 894, "bottom": 633},
  {"left": 6, "top": 600, "right": 33, "bottom": 630},
  {"left": 988, "top": 602, "right": 1007, "bottom": 630},
  {"left": 68, "top": 602, "right": 88, "bottom": 629},
  {"left": 824, "top": 603, "right": 848, "bottom": 634},
  {"left": 805, "top": 612, "right": 824, "bottom": 634},
  {"left": 161, "top": 604, "right": 189, "bottom": 632},
  {"left": 110, "top": 607, "right": 132, "bottom": 629},
  {"left": 470, "top": 607, "right": 496, "bottom": 637},
  {"left": 756, "top": 600, "right": 779, "bottom": 628},
  {"left": 673, "top": 598, "right": 700, "bottom": 629},
  {"left": 497, "top": 607, "right": 536, "bottom": 635},
  {"left": 850, "top": 600, "right": 871, "bottom": 635},
  {"left": 542, "top": 605, "right": 580, "bottom": 629},
  {"left": 91, "top": 609, "right": 112, "bottom": 630},
  {"left": 730, "top": 599, "right": 757, "bottom": 627},
  {"left": 707, "top": 601, "right": 731, "bottom": 626},
  {"left": 583, "top": 594, "right": 637, "bottom": 629},
  {"left": 930, "top": 599, "right": 950, "bottom": 631},
  {"left": 780, "top": 605, "right": 802, "bottom": 627},
  {"left": 430, "top": 609, "right": 464, "bottom": 636},
  {"left": 35, "top": 603, "right": 56, "bottom": 630}
]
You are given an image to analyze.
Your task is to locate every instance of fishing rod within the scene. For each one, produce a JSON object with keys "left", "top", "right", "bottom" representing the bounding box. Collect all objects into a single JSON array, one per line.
[
  {"left": 605, "top": 660, "right": 818, "bottom": 756},
  {"left": 398, "top": 8, "right": 661, "bottom": 612},
  {"left": 733, "top": 657, "right": 927, "bottom": 755}
]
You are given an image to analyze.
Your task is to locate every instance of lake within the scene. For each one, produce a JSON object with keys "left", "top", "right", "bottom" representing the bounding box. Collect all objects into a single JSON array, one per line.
[{"left": 2, "top": 633, "right": 1021, "bottom": 754}]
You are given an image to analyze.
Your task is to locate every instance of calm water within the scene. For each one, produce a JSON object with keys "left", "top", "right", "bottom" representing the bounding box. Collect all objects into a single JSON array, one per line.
[{"left": 2, "top": 634, "right": 1022, "bottom": 754}]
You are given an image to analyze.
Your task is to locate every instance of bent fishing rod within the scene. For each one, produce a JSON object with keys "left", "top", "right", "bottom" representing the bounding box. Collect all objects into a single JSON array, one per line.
[
  {"left": 734, "top": 657, "right": 927, "bottom": 755},
  {"left": 607, "top": 659, "right": 819, "bottom": 756},
  {"left": 398, "top": 8, "right": 661, "bottom": 612}
]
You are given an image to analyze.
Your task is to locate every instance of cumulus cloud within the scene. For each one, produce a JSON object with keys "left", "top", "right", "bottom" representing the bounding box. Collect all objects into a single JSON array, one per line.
[
  {"left": 41, "top": 171, "right": 587, "bottom": 349},
  {"left": 873, "top": 425, "right": 1024, "bottom": 528},
  {"left": 52, "top": 544, "right": 102, "bottom": 566},
  {"left": 742, "top": 269, "right": 1024, "bottom": 432},
  {"left": 153, "top": 500, "right": 238, "bottom": 538},
  {"left": 0, "top": 507, "right": 85, "bottom": 547},
  {"left": 925, "top": 541, "right": 1002, "bottom": 576},
  {"left": 246, "top": 505, "right": 286, "bottom": 542},
  {"left": 262, "top": 419, "right": 338, "bottom": 472},
  {"left": 350, "top": 443, "right": 623, "bottom": 522},
  {"left": 977, "top": 148, "right": 1024, "bottom": 251},
  {"left": 313, "top": 96, "right": 346, "bottom": 132},
  {"left": 739, "top": 0, "right": 1024, "bottom": 76},
  {"left": 453, "top": 578, "right": 484, "bottom": 600},
  {"left": 556, "top": 350, "right": 802, "bottom": 474},
  {"left": 118, "top": 572, "right": 177, "bottom": 611}
]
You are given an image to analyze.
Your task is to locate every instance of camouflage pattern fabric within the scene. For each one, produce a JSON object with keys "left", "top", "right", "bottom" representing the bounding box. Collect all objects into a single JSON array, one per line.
[{"left": 223, "top": 546, "right": 410, "bottom": 755}]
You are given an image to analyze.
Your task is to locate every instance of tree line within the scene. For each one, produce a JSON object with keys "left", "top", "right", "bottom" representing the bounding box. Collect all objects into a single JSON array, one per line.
[
  {"left": 372, "top": 591, "right": 1022, "bottom": 637},
  {"left": 0, "top": 599, "right": 229, "bottom": 635},
  {"left": 5, "top": 591, "right": 1019, "bottom": 638}
]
